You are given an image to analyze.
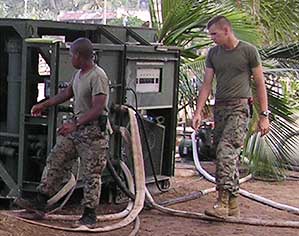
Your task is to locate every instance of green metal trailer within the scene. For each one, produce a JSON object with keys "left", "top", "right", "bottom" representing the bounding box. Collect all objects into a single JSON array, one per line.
[{"left": 0, "top": 19, "right": 179, "bottom": 202}]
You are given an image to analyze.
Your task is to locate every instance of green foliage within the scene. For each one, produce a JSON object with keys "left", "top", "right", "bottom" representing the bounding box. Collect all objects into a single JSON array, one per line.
[
  {"left": 227, "top": 0, "right": 299, "bottom": 45},
  {"left": 150, "top": 0, "right": 299, "bottom": 180},
  {"left": 244, "top": 132, "right": 286, "bottom": 181},
  {"left": 243, "top": 80, "right": 299, "bottom": 179},
  {"left": 108, "top": 18, "right": 124, "bottom": 26},
  {"left": 0, "top": 0, "right": 57, "bottom": 19},
  {"left": 150, "top": 0, "right": 299, "bottom": 59},
  {"left": 261, "top": 44, "right": 299, "bottom": 113},
  {"left": 178, "top": 57, "right": 206, "bottom": 113},
  {"left": 0, "top": 0, "right": 143, "bottom": 19},
  {"left": 152, "top": 0, "right": 260, "bottom": 56},
  {"left": 242, "top": 44, "right": 299, "bottom": 179}
]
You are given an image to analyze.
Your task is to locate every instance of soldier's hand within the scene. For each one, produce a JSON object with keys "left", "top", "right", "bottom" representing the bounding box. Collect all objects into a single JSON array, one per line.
[
  {"left": 192, "top": 112, "right": 202, "bottom": 130},
  {"left": 258, "top": 116, "right": 270, "bottom": 136},
  {"left": 57, "top": 122, "right": 77, "bottom": 136},
  {"left": 31, "top": 103, "right": 46, "bottom": 116}
]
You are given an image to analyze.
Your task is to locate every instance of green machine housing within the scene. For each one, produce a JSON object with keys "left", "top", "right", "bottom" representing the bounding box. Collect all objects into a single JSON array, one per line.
[{"left": 0, "top": 19, "right": 179, "bottom": 200}]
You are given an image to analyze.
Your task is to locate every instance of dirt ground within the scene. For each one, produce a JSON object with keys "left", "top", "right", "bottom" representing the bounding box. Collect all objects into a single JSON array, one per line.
[{"left": 1, "top": 161, "right": 299, "bottom": 236}]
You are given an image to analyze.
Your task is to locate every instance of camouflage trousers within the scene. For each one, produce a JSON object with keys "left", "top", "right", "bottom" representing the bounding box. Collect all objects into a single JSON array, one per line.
[
  {"left": 37, "top": 125, "right": 109, "bottom": 208},
  {"left": 213, "top": 103, "right": 249, "bottom": 196}
]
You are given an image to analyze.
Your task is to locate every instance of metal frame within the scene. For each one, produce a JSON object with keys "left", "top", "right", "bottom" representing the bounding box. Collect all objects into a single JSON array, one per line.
[{"left": 18, "top": 41, "right": 60, "bottom": 193}]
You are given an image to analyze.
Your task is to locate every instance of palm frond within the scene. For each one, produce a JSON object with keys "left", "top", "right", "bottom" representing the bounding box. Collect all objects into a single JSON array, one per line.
[
  {"left": 157, "top": 0, "right": 260, "bottom": 47},
  {"left": 149, "top": 0, "right": 160, "bottom": 28},
  {"left": 243, "top": 57, "right": 299, "bottom": 179},
  {"left": 261, "top": 44, "right": 299, "bottom": 60},
  {"left": 178, "top": 58, "right": 206, "bottom": 113},
  {"left": 258, "top": 0, "right": 299, "bottom": 44},
  {"left": 224, "top": 0, "right": 299, "bottom": 44},
  {"left": 244, "top": 132, "right": 286, "bottom": 180}
]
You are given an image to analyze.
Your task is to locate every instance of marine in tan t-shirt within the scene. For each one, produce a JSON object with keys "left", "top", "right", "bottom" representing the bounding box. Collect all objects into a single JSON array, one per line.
[
  {"left": 23, "top": 38, "right": 111, "bottom": 228},
  {"left": 71, "top": 64, "right": 109, "bottom": 118}
]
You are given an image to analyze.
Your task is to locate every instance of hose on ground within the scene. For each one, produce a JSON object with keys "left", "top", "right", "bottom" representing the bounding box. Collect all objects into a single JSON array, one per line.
[
  {"left": 145, "top": 187, "right": 299, "bottom": 228},
  {"left": 139, "top": 131, "right": 299, "bottom": 229},
  {"left": 191, "top": 131, "right": 299, "bottom": 215},
  {"left": 43, "top": 160, "right": 135, "bottom": 222}
]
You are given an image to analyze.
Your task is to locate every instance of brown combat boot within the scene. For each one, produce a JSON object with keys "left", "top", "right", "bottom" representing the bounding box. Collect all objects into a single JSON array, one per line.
[
  {"left": 228, "top": 195, "right": 240, "bottom": 217},
  {"left": 205, "top": 190, "right": 229, "bottom": 218}
]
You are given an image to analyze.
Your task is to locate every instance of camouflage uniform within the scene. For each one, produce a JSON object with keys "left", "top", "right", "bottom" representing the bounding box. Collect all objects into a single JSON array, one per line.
[
  {"left": 205, "top": 41, "right": 260, "bottom": 198},
  {"left": 37, "top": 124, "right": 109, "bottom": 208},
  {"left": 213, "top": 103, "right": 249, "bottom": 196},
  {"left": 35, "top": 62, "right": 110, "bottom": 209}
]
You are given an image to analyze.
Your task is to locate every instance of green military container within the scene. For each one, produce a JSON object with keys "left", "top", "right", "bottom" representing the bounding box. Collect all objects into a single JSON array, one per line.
[{"left": 0, "top": 19, "right": 179, "bottom": 202}]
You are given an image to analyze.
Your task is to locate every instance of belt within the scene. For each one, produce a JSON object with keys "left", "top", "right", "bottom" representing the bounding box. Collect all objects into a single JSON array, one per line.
[
  {"left": 215, "top": 98, "right": 249, "bottom": 106},
  {"left": 75, "top": 115, "right": 107, "bottom": 132}
]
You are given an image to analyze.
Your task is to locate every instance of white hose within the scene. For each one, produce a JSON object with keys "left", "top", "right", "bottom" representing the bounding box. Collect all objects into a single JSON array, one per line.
[
  {"left": 191, "top": 132, "right": 252, "bottom": 183},
  {"left": 139, "top": 131, "right": 299, "bottom": 229},
  {"left": 8, "top": 111, "right": 299, "bottom": 233},
  {"left": 10, "top": 160, "right": 135, "bottom": 222},
  {"left": 47, "top": 173, "right": 76, "bottom": 207},
  {"left": 47, "top": 158, "right": 81, "bottom": 214},
  {"left": 239, "top": 189, "right": 299, "bottom": 215},
  {"left": 191, "top": 131, "right": 299, "bottom": 215},
  {"left": 145, "top": 187, "right": 299, "bottom": 228},
  {"left": 45, "top": 160, "right": 135, "bottom": 221},
  {"left": 128, "top": 216, "right": 140, "bottom": 236}
]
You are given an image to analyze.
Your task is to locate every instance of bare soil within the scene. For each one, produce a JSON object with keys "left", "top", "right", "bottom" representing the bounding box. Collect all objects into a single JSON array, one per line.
[{"left": 1, "top": 161, "right": 299, "bottom": 236}]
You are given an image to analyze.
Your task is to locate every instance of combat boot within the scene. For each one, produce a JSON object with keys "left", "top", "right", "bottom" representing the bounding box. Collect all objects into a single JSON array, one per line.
[
  {"left": 228, "top": 195, "right": 240, "bottom": 217},
  {"left": 73, "top": 207, "right": 97, "bottom": 228},
  {"left": 204, "top": 190, "right": 229, "bottom": 218},
  {"left": 14, "top": 192, "right": 49, "bottom": 212}
]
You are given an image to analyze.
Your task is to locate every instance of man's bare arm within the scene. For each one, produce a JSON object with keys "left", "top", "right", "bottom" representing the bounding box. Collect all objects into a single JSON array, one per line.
[
  {"left": 252, "top": 64, "right": 270, "bottom": 136},
  {"left": 31, "top": 85, "right": 74, "bottom": 116},
  {"left": 252, "top": 65, "right": 268, "bottom": 113},
  {"left": 192, "top": 67, "right": 214, "bottom": 130},
  {"left": 44, "top": 86, "right": 74, "bottom": 107}
]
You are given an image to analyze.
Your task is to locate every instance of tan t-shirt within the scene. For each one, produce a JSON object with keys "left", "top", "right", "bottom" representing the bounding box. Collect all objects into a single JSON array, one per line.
[
  {"left": 206, "top": 41, "right": 261, "bottom": 99},
  {"left": 71, "top": 64, "right": 109, "bottom": 118}
]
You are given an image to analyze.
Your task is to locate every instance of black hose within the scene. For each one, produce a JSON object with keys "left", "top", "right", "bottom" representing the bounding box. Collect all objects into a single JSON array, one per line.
[
  {"left": 106, "top": 158, "right": 135, "bottom": 200},
  {"left": 106, "top": 157, "right": 153, "bottom": 208},
  {"left": 158, "top": 191, "right": 204, "bottom": 207},
  {"left": 126, "top": 88, "right": 138, "bottom": 111},
  {"left": 126, "top": 104, "right": 168, "bottom": 193},
  {"left": 110, "top": 103, "right": 168, "bottom": 193}
]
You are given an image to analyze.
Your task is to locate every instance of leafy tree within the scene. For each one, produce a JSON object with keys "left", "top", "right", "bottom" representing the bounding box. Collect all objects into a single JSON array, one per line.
[
  {"left": 0, "top": 0, "right": 145, "bottom": 19},
  {"left": 0, "top": 2, "right": 8, "bottom": 17},
  {"left": 1, "top": 0, "right": 24, "bottom": 18},
  {"left": 0, "top": 0, "right": 55, "bottom": 19}
]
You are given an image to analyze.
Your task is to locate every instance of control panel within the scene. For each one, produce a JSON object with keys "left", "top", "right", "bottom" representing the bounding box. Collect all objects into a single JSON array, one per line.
[{"left": 136, "top": 68, "right": 161, "bottom": 93}]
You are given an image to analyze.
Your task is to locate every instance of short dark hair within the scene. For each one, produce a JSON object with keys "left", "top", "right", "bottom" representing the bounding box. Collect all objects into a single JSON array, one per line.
[
  {"left": 207, "top": 15, "right": 232, "bottom": 30},
  {"left": 70, "top": 37, "right": 93, "bottom": 59}
]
